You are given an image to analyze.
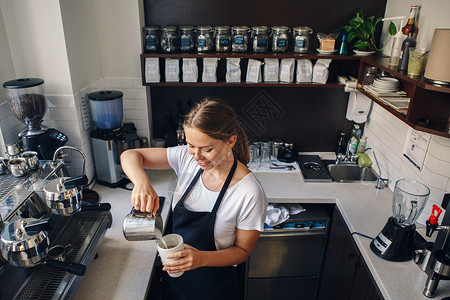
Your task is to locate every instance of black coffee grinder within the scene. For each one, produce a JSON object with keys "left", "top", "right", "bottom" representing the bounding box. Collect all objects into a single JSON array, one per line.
[
  {"left": 370, "top": 178, "right": 430, "bottom": 261},
  {"left": 3, "top": 78, "right": 68, "bottom": 159}
]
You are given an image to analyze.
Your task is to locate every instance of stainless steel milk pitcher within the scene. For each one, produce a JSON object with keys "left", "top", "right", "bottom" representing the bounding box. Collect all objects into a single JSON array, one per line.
[{"left": 122, "top": 208, "right": 163, "bottom": 241}]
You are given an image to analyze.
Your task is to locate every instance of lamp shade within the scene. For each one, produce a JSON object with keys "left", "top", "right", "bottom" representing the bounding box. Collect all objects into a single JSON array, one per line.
[{"left": 424, "top": 29, "right": 450, "bottom": 85}]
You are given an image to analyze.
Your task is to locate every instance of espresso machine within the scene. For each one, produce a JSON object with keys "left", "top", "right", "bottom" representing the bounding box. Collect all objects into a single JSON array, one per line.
[
  {"left": 421, "top": 194, "right": 450, "bottom": 298},
  {"left": 3, "top": 78, "right": 68, "bottom": 159},
  {"left": 89, "top": 90, "right": 139, "bottom": 187},
  {"left": 370, "top": 178, "right": 430, "bottom": 261}
]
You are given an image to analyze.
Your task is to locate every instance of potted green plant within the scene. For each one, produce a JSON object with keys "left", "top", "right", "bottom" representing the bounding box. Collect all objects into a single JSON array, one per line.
[{"left": 343, "top": 8, "right": 396, "bottom": 55}]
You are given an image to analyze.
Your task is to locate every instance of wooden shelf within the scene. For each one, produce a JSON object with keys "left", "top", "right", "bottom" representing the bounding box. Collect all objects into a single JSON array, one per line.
[
  {"left": 144, "top": 81, "right": 345, "bottom": 88},
  {"left": 361, "top": 57, "right": 450, "bottom": 94},
  {"left": 141, "top": 51, "right": 362, "bottom": 61},
  {"left": 359, "top": 57, "right": 450, "bottom": 138}
]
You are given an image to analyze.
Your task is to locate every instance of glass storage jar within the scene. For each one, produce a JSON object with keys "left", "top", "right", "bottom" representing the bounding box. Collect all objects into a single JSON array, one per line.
[
  {"left": 196, "top": 26, "right": 214, "bottom": 52},
  {"left": 251, "top": 26, "right": 269, "bottom": 53},
  {"left": 231, "top": 26, "right": 250, "bottom": 52},
  {"left": 215, "top": 26, "right": 231, "bottom": 52},
  {"left": 292, "top": 26, "right": 312, "bottom": 53},
  {"left": 143, "top": 26, "right": 160, "bottom": 52},
  {"left": 179, "top": 26, "right": 195, "bottom": 52},
  {"left": 160, "top": 26, "right": 179, "bottom": 53},
  {"left": 271, "top": 26, "right": 290, "bottom": 53}
]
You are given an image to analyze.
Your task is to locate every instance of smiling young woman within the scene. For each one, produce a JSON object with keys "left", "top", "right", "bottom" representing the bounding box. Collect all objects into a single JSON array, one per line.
[{"left": 120, "top": 97, "right": 267, "bottom": 300}]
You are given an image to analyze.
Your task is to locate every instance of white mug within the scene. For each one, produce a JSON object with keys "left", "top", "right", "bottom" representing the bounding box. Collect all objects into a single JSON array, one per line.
[{"left": 156, "top": 234, "right": 184, "bottom": 277}]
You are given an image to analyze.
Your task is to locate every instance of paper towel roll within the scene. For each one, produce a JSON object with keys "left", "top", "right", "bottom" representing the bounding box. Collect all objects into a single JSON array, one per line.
[{"left": 346, "top": 92, "right": 372, "bottom": 124}]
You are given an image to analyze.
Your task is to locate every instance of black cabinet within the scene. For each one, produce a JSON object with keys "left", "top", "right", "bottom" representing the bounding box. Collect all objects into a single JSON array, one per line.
[{"left": 319, "top": 207, "right": 384, "bottom": 300}]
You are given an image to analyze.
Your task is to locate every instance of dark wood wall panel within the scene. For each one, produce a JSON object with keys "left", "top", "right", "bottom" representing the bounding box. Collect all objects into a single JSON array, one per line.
[
  {"left": 144, "top": 0, "right": 387, "bottom": 50},
  {"left": 150, "top": 86, "right": 354, "bottom": 151},
  {"left": 143, "top": 0, "right": 386, "bottom": 151}
]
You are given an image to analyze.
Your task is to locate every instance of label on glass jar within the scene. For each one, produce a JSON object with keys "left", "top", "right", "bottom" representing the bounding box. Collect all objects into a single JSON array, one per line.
[
  {"left": 146, "top": 36, "right": 156, "bottom": 47},
  {"left": 181, "top": 37, "right": 191, "bottom": 47},
  {"left": 219, "top": 38, "right": 230, "bottom": 46},
  {"left": 257, "top": 39, "right": 267, "bottom": 47},
  {"left": 295, "top": 37, "right": 306, "bottom": 48},
  {"left": 234, "top": 36, "right": 244, "bottom": 45},
  {"left": 197, "top": 39, "right": 206, "bottom": 47},
  {"left": 277, "top": 39, "right": 287, "bottom": 47}
]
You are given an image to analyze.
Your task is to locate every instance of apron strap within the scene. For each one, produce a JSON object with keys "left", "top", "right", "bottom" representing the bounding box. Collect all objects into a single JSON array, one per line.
[
  {"left": 212, "top": 157, "right": 237, "bottom": 214},
  {"left": 176, "top": 167, "right": 203, "bottom": 206}
]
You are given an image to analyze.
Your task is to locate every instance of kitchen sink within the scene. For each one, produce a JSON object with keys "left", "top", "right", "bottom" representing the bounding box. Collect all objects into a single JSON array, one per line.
[{"left": 322, "top": 160, "right": 378, "bottom": 182}]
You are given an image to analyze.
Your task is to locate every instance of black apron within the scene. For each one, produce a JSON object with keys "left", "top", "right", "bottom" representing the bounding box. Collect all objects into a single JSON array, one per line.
[{"left": 162, "top": 157, "right": 239, "bottom": 300}]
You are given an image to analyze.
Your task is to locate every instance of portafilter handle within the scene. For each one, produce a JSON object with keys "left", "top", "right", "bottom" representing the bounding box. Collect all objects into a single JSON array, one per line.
[{"left": 52, "top": 146, "right": 86, "bottom": 176}]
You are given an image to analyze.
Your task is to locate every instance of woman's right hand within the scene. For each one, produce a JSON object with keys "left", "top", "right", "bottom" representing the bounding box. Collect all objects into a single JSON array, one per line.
[{"left": 131, "top": 179, "right": 159, "bottom": 215}]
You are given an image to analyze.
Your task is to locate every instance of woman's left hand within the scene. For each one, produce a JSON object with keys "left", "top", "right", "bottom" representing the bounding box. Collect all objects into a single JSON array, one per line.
[{"left": 162, "top": 244, "right": 205, "bottom": 274}]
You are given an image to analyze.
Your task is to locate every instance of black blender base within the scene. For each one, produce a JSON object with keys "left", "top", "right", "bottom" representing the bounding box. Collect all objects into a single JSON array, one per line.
[{"left": 370, "top": 217, "right": 416, "bottom": 262}]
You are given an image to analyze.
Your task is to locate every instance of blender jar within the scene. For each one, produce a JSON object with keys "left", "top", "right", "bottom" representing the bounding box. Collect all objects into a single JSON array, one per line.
[
  {"left": 392, "top": 178, "right": 430, "bottom": 226},
  {"left": 88, "top": 90, "right": 123, "bottom": 130},
  {"left": 3, "top": 78, "right": 46, "bottom": 130}
]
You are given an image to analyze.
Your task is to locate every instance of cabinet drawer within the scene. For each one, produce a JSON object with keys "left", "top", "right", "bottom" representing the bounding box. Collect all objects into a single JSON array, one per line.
[
  {"left": 246, "top": 277, "right": 318, "bottom": 300},
  {"left": 248, "top": 233, "right": 326, "bottom": 278}
]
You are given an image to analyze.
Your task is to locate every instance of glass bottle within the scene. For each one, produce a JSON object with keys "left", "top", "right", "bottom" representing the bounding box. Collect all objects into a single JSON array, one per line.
[
  {"left": 215, "top": 26, "right": 231, "bottom": 52},
  {"left": 336, "top": 132, "right": 347, "bottom": 155},
  {"left": 231, "top": 26, "right": 250, "bottom": 52},
  {"left": 339, "top": 30, "right": 348, "bottom": 55},
  {"left": 397, "top": 34, "right": 416, "bottom": 73},
  {"left": 179, "top": 26, "right": 195, "bottom": 52},
  {"left": 402, "top": 5, "right": 419, "bottom": 38},
  {"left": 271, "top": 26, "right": 290, "bottom": 53},
  {"left": 143, "top": 26, "right": 160, "bottom": 52},
  {"left": 251, "top": 26, "right": 269, "bottom": 53},
  {"left": 196, "top": 26, "right": 214, "bottom": 52}
]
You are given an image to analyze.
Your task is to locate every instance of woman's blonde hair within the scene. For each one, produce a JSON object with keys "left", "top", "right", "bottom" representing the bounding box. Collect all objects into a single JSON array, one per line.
[{"left": 183, "top": 98, "right": 250, "bottom": 165}]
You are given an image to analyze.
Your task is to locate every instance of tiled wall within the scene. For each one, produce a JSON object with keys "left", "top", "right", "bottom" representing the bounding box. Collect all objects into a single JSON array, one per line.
[
  {"left": 0, "top": 76, "right": 149, "bottom": 185},
  {"left": 364, "top": 101, "right": 450, "bottom": 224}
]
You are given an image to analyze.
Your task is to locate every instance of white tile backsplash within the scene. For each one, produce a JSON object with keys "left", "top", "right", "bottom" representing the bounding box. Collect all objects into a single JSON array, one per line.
[{"left": 365, "top": 101, "right": 450, "bottom": 224}]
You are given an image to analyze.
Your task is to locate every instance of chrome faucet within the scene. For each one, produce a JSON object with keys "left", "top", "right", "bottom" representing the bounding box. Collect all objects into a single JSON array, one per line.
[
  {"left": 364, "top": 148, "right": 389, "bottom": 189},
  {"left": 336, "top": 142, "right": 358, "bottom": 164}
]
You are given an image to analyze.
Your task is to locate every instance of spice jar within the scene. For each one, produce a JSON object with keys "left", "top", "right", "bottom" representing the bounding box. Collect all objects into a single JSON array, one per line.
[
  {"left": 231, "top": 26, "right": 250, "bottom": 52},
  {"left": 196, "top": 26, "right": 214, "bottom": 52},
  {"left": 143, "top": 26, "right": 160, "bottom": 52},
  {"left": 271, "top": 26, "right": 290, "bottom": 53},
  {"left": 215, "top": 26, "right": 231, "bottom": 52},
  {"left": 179, "top": 26, "right": 195, "bottom": 52},
  {"left": 160, "top": 26, "right": 179, "bottom": 53},
  {"left": 251, "top": 26, "right": 269, "bottom": 53},
  {"left": 293, "top": 26, "right": 312, "bottom": 53}
]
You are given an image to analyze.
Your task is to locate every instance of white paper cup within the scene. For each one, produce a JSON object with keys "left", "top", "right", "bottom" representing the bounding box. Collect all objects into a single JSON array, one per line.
[{"left": 156, "top": 233, "right": 184, "bottom": 277}]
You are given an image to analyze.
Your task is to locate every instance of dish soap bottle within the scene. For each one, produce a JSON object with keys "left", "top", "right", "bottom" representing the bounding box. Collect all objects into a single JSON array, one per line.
[{"left": 349, "top": 124, "right": 362, "bottom": 155}]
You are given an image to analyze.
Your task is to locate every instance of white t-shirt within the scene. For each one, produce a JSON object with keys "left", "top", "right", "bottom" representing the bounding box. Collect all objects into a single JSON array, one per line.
[{"left": 167, "top": 146, "right": 267, "bottom": 250}]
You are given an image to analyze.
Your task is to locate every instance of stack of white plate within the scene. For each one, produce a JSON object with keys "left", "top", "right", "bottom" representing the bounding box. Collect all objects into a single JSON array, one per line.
[{"left": 371, "top": 77, "right": 399, "bottom": 92}]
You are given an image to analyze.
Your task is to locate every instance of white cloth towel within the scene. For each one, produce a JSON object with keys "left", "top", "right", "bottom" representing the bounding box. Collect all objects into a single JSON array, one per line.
[
  {"left": 346, "top": 92, "right": 372, "bottom": 124},
  {"left": 265, "top": 203, "right": 306, "bottom": 227}
]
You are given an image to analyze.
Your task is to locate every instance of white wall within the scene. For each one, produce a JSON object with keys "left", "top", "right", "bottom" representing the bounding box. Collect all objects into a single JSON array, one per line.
[
  {"left": 366, "top": 0, "right": 450, "bottom": 223},
  {"left": 0, "top": 5, "right": 15, "bottom": 104},
  {"left": 380, "top": 0, "right": 450, "bottom": 55},
  {"left": 0, "top": 0, "right": 149, "bottom": 180}
]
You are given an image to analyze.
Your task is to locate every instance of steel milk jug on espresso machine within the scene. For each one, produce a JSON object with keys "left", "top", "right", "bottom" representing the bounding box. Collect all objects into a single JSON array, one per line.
[{"left": 89, "top": 90, "right": 140, "bottom": 187}]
